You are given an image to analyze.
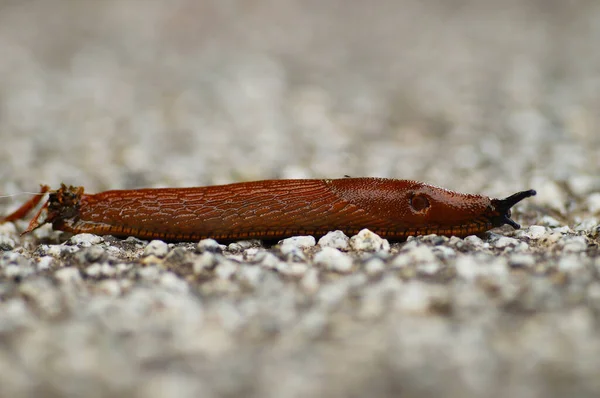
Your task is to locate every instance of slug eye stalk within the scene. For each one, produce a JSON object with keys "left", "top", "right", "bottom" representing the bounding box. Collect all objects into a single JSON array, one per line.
[{"left": 490, "top": 189, "right": 537, "bottom": 229}]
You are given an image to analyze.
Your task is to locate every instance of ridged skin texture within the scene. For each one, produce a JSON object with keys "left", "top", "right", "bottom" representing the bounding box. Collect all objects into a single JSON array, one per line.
[{"left": 45, "top": 178, "right": 496, "bottom": 242}]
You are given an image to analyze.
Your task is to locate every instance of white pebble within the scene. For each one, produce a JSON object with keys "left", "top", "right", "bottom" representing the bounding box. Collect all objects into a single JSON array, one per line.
[
  {"left": 349, "top": 229, "right": 390, "bottom": 252},
  {"left": 277, "top": 262, "right": 309, "bottom": 277},
  {"left": 464, "top": 235, "right": 484, "bottom": 246},
  {"left": 96, "top": 280, "right": 122, "bottom": 296},
  {"left": 531, "top": 177, "right": 566, "bottom": 212},
  {"left": 587, "top": 193, "right": 600, "bottom": 214},
  {"left": 540, "top": 215, "right": 562, "bottom": 227},
  {"left": 508, "top": 254, "right": 535, "bottom": 268},
  {"left": 407, "top": 245, "right": 437, "bottom": 263},
  {"left": 314, "top": 247, "right": 353, "bottom": 273},
  {"left": 193, "top": 252, "right": 217, "bottom": 274},
  {"left": 279, "top": 244, "right": 306, "bottom": 261},
  {"left": 159, "top": 272, "right": 189, "bottom": 293},
  {"left": 138, "top": 266, "right": 161, "bottom": 281},
  {"left": 255, "top": 251, "right": 281, "bottom": 269},
  {"left": 237, "top": 266, "right": 264, "bottom": 287},
  {"left": 0, "top": 222, "right": 17, "bottom": 236},
  {"left": 196, "top": 238, "right": 224, "bottom": 253},
  {"left": 35, "top": 256, "right": 54, "bottom": 271},
  {"left": 394, "top": 282, "right": 431, "bottom": 314},
  {"left": 561, "top": 236, "right": 588, "bottom": 252},
  {"left": 54, "top": 267, "right": 82, "bottom": 284},
  {"left": 85, "top": 263, "right": 116, "bottom": 277},
  {"left": 558, "top": 255, "right": 585, "bottom": 272},
  {"left": 68, "top": 233, "right": 104, "bottom": 247},
  {"left": 279, "top": 235, "right": 316, "bottom": 248},
  {"left": 143, "top": 240, "right": 169, "bottom": 258},
  {"left": 523, "top": 225, "right": 548, "bottom": 239},
  {"left": 0, "top": 236, "right": 15, "bottom": 250},
  {"left": 228, "top": 240, "right": 259, "bottom": 252},
  {"left": 3, "top": 264, "right": 33, "bottom": 278},
  {"left": 575, "top": 218, "right": 598, "bottom": 232},
  {"left": 545, "top": 232, "right": 564, "bottom": 244},
  {"left": 364, "top": 257, "right": 386, "bottom": 275},
  {"left": 317, "top": 230, "right": 350, "bottom": 250},
  {"left": 432, "top": 246, "right": 456, "bottom": 259},
  {"left": 494, "top": 237, "right": 519, "bottom": 249},
  {"left": 568, "top": 175, "right": 600, "bottom": 196},
  {"left": 215, "top": 260, "right": 238, "bottom": 280},
  {"left": 455, "top": 255, "right": 508, "bottom": 281},
  {"left": 300, "top": 268, "right": 320, "bottom": 293}
]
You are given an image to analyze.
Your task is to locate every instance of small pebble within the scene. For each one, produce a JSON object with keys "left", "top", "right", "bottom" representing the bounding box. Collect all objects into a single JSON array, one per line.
[
  {"left": 143, "top": 240, "right": 169, "bottom": 258},
  {"left": 508, "top": 253, "right": 535, "bottom": 268},
  {"left": 317, "top": 230, "right": 350, "bottom": 250},
  {"left": 0, "top": 222, "right": 17, "bottom": 236},
  {"left": 4, "top": 264, "right": 35, "bottom": 279},
  {"left": 463, "top": 235, "right": 489, "bottom": 249},
  {"left": 568, "top": 175, "right": 600, "bottom": 196},
  {"left": 522, "top": 225, "right": 548, "bottom": 240},
  {"left": 0, "top": 236, "right": 15, "bottom": 251},
  {"left": 96, "top": 280, "right": 122, "bottom": 296},
  {"left": 35, "top": 256, "right": 54, "bottom": 271},
  {"left": 364, "top": 257, "right": 386, "bottom": 276},
  {"left": 394, "top": 282, "right": 435, "bottom": 314},
  {"left": 455, "top": 255, "right": 508, "bottom": 281},
  {"left": 314, "top": 247, "right": 353, "bottom": 273},
  {"left": 85, "top": 263, "right": 116, "bottom": 278},
  {"left": 54, "top": 267, "right": 83, "bottom": 285},
  {"left": 574, "top": 218, "right": 598, "bottom": 233},
  {"left": 159, "top": 272, "right": 189, "bottom": 293},
  {"left": 587, "top": 193, "right": 600, "bottom": 214},
  {"left": 531, "top": 177, "right": 566, "bottom": 212},
  {"left": 493, "top": 237, "right": 519, "bottom": 249},
  {"left": 228, "top": 240, "right": 260, "bottom": 252},
  {"left": 540, "top": 215, "right": 562, "bottom": 227},
  {"left": 544, "top": 232, "right": 564, "bottom": 244},
  {"left": 349, "top": 229, "right": 390, "bottom": 252},
  {"left": 558, "top": 255, "right": 585, "bottom": 272},
  {"left": 279, "top": 244, "right": 306, "bottom": 262},
  {"left": 254, "top": 251, "right": 281, "bottom": 269},
  {"left": 196, "top": 238, "right": 224, "bottom": 253},
  {"left": 137, "top": 266, "right": 161, "bottom": 281},
  {"left": 74, "top": 246, "right": 108, "bottom": 264},
  {"left": 561, "top": 236, "right": 588, "bottom": 253},
  {"left": 141, "top": 255, "right": 163, "bottom": 266},
  {"left": 300, "top": 268, "right": 320, "bottom": 293},
  {"left": 276, "top": 262, "right": 309, "bottom": 277},
  {"left": 237, "top": 265, "right": 264, "bottom": 287},
  {"left": 431, "top": 245, "right": 456, "bottom": 259},
  {"left": 215, "top": 260, "right": 238, "bottom": 280},
  {"left": 193, "top": 252, "right": 218, "bottom": 273},
  {"left": 279, "top": 235, "right": 316, "bottom": 249},
  {"left": 68, "top": 233, "right": 104, "bottom": 247},
  {"left": 1, "top": 251, "right": 30, "bottom": 267}
]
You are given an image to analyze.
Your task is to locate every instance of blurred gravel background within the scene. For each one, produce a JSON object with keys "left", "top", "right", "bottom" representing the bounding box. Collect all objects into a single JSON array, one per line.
[{"left": 0, "top": 1, "right": 599, "bottom": 397}]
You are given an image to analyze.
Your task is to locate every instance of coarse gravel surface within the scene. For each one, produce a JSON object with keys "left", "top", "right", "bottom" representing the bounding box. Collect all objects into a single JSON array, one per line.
[{"left": 1, "top": 1, "right": 600, "bottom": 398}]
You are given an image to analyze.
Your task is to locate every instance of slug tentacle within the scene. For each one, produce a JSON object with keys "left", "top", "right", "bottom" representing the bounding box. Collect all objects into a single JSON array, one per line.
[{"left": 489, "top": 189, "right": 537, "bottom": 230}]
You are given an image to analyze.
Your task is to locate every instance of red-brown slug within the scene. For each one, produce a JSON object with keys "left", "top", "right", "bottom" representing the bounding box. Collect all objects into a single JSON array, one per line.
[{"left": 1, "top": 178, "right": 536, "bottom": 242}]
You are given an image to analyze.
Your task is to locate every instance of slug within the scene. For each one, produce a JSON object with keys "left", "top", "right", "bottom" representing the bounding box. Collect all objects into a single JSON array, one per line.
[{"left": 1, "top": 178, "right": 536, "bottom": 242}]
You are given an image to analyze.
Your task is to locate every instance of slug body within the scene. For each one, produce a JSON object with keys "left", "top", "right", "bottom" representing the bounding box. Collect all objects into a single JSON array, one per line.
[{"left": 2, "top": 178, "right": 536, "bottom": 242}]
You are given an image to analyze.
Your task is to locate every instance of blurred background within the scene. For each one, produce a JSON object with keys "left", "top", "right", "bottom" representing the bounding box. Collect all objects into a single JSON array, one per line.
[{"left": 1, "top": 0, "right": 598, "bottom": 199}]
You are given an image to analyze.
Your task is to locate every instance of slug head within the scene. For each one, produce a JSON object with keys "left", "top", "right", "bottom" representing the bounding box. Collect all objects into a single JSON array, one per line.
[
  {"left": 408, "top": 185, "right": 536, "bottom": 230},
  {"left": 487, "top": 189, "right": 537, "bottom": 229}
]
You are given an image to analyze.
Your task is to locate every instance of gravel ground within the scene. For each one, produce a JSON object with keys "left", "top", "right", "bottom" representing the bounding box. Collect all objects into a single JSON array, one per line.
[{"left": 1, "top": 1, "right": 600, "bottom": 397}]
